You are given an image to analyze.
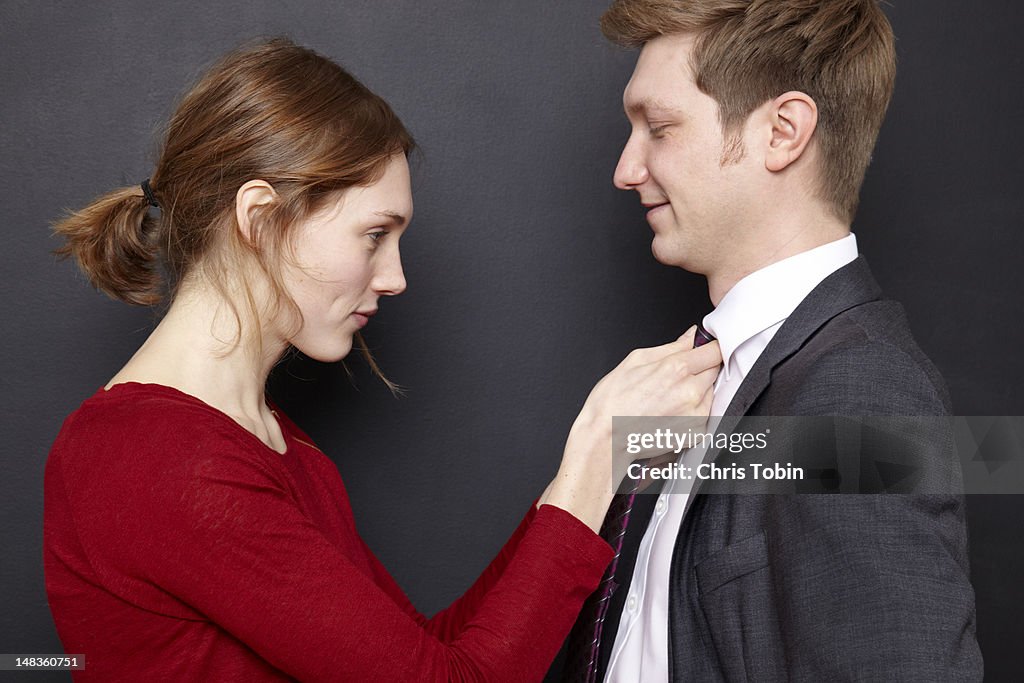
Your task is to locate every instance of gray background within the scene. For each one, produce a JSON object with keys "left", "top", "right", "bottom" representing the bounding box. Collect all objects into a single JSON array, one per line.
[{"left": 2, "top": 1, "right": 1021, "bottom": 680}]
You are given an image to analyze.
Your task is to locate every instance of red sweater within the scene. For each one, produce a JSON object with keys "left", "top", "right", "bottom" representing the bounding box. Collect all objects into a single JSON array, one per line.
[{"left": 44, "top": 382, "right": 612, "bottom": 682}]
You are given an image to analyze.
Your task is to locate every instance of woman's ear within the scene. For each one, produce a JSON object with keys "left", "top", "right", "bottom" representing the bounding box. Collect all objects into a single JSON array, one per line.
[{"left": 234, "top": 180, "right": 278, "bottom": 245}]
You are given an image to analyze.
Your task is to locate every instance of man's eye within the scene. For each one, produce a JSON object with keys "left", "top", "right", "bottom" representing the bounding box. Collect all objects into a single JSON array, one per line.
[{"left": 649, "top": 125, "right": 669, "bottom": 138}]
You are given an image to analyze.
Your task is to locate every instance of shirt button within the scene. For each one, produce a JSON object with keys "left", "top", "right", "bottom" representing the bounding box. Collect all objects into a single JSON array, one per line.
[
  {"left": 627, "top": 595, "right": 637, "bottom": 612},
  {"left": 656, "top": 496, "right": 666, "bottom": 514}
]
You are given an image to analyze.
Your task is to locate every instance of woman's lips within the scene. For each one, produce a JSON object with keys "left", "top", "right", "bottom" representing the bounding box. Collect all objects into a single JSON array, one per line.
[{"left": 352, "top": 310, "right": 376, "bottom": 328}]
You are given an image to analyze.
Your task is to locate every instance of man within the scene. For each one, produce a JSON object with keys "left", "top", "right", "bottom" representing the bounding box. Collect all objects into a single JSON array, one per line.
[{"left": 564, "top": 1, "right": 982, "bottom": 680}]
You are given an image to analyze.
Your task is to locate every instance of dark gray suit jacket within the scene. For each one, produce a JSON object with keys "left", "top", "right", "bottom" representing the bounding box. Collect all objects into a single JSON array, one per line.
[{"left": 590, "top": 256, "right": 983, "bottom": 682}]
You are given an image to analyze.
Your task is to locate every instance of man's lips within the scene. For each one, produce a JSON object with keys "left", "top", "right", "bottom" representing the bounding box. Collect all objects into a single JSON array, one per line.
[{"left": 643, "top": 201, "right": 670, "bottom": 218}]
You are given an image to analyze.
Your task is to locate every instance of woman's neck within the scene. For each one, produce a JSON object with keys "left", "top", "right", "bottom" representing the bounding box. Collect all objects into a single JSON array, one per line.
[{"left": 106, "top": 283, "right": 288, "bottom": 431}]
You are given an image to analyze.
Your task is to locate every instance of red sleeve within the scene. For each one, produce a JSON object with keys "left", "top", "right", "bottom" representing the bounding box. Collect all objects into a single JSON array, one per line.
[
  {"left": 356, "top": 501, "right": 549, "bottom": 643},
  {"left": 66, "top": 419, "right": 612, "bottom": 682},
  {"left": 270, "top": 398, "right": 551, "bottom": 642}
]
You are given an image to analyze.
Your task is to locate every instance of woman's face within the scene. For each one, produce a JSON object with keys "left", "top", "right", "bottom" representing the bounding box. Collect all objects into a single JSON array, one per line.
[{"left": 281, "top": 154, "right": 412, "bottom": 362}]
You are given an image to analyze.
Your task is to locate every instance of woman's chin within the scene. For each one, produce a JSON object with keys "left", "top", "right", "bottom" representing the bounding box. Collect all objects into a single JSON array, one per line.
[{"left": 292, "top": 338, "right": 354, "bottom": 363}]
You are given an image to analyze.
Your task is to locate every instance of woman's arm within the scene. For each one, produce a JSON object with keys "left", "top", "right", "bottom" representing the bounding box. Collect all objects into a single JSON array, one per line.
[
  {"left": 357, "top": 499, "right": 541, "bottom": 643},
  {"left": 60, "top": 329, "right": 718, "bottom": 680},
  {"left": 402, "top": 328, "right": 723, "bottom": 642},
  {"left": 66, "top": 440, "right": 611, "bottom": 682},
  {"left": 542, "top": 326, "right": 721, "bottom": 530}
]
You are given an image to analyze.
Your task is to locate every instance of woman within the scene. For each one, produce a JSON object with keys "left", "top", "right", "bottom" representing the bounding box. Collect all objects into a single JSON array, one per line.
[{"left": 44, "top": 37, "right": 719, "bottom": 681}]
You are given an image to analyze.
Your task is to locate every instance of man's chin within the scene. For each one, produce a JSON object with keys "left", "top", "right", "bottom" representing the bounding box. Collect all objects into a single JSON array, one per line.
[
  {"left": 650, "top": 237, "right": 685, "bottom": 268},
  {"left": 651, "top": 239, "right": 705, "bottom": 277}
]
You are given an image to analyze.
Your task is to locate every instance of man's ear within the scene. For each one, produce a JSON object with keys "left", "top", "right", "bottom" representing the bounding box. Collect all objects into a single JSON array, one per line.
[
  {"left": 765, "top": 91, "right": 817, "bottom": 172},
  {"left": 234, "top": 180, "right": 278, "bottom": 245}
]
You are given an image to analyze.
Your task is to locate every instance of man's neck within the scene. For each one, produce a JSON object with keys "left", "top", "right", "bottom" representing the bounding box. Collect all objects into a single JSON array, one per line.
[{"left": 706, "top": 219, "right": 850, "bottom": 306}]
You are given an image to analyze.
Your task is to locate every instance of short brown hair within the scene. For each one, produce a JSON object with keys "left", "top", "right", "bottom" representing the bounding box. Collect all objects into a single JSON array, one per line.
[
  {"left": 602, "top": 0, "right": 896, "bottom": 222},
  {"left": 53, "top": 37, "right": 414, "bottom": 381}
]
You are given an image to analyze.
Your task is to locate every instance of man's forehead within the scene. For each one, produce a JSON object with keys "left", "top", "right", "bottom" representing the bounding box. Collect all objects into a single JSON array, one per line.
[
  {"left": 622, "top": 35, "right": 696, "bottom": 116},
  {"left": 623, "top": 76, "right": 692, "bottom": 119}
]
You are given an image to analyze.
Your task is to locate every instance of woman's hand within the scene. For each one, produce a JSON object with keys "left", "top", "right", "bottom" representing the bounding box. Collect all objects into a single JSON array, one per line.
[{"left": 540, "top": 325, "right": 722, "bottom": 532}]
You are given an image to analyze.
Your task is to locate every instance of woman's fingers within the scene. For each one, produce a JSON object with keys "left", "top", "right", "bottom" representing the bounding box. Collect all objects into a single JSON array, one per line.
[
  {"left": 601, "top": 348, "right": 722, "bottom": 419},
  {"left": 663, "top": 364, "right": 720, "bottom": 417},
  {"left": 659, "top": 338, "right": 722, "bottom": 375},
  {"left": 577, "top": 326, "right": 724, "bottom": 427},
  {"left": 621, "top": 326, "right": 698, "bottom": 366},
  {"left": 631, "top": 340, "right": 721, "bottom": 415},
  {"left": 697, "top": 374, "right": 716, "bottom": 413},
  {"left": 675, "top": 324, "right": 698, "bottom": 347}
]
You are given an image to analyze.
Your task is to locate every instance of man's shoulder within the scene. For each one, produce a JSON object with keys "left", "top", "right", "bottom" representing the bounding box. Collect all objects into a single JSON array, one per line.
[{"left": 769, "top": 298, "right": 951, "bottom": 415}]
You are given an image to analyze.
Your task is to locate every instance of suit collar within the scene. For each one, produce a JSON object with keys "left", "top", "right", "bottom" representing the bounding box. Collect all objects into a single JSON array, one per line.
[
  {"left": 703, "top": 234, "right": 859, "bottom": 382},
  {"left": 721, "top": 254, "right": 883, "bottom": 418},
  {"left": 674, "top": 256, "right": 884, "bottom": 520}
]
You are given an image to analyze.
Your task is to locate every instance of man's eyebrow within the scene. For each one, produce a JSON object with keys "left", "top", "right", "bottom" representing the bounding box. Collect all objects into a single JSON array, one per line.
[{"left": 625, "top": 97, "right": 684, "bottom": 118}]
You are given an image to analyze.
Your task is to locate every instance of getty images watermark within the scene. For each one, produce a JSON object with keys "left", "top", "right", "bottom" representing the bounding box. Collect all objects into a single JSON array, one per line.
[
  {"left": 613, "top": 416, "right": 1024, "bottom": 495},
  {"left": 625, "top": 426, "right": 803, "bottom": 482}
]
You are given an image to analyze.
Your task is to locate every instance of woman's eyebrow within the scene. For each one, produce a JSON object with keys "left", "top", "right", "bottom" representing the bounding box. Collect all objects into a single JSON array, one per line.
[{"left": 373, "top": 210, "right": 408, "bottom": 225}]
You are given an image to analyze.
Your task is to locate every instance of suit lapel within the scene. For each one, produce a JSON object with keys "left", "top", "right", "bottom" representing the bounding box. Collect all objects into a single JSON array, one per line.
[{"left": 678, "top": 255, "right": 883, "bottom": 518}]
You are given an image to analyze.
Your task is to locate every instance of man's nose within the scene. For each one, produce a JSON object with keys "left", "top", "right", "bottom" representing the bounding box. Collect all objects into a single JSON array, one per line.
[{"left": 613, "top": 134, "right": 649, "bottom": 189}]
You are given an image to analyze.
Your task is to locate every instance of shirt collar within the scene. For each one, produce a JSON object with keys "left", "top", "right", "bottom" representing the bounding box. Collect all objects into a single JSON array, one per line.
[{"left": 702, "top": 233, "right": 859, "bottom": 380}]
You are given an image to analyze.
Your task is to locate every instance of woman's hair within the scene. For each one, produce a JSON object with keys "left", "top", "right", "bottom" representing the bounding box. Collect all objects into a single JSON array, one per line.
[{"left": 53, "top": 36, "right": 414, "bottom": 383}]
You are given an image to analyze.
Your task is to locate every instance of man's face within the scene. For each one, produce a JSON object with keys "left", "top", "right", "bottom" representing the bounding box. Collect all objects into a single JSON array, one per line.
[{"left": 615, "top": 33, "right": 758, "bottom": 276}]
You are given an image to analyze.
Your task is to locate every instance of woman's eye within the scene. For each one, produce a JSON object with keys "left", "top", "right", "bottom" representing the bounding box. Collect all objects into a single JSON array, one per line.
[{"left": 368, "top": 230, "right": 387, "bottom": 244}]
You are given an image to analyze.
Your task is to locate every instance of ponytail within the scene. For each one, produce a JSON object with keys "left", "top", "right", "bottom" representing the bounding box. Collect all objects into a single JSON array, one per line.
[{"left": 52, "top": 185, "right": 163, "bottom": 306}]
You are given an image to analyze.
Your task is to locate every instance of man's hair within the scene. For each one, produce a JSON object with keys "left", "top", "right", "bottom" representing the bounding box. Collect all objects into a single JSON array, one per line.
[{"left": 602, "top": 0, "right": 896, "bottom": 223}]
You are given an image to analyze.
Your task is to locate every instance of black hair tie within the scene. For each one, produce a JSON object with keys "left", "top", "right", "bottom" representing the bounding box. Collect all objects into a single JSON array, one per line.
[{"left": 140, "top": 178, "right": 160, "bottom": 209}]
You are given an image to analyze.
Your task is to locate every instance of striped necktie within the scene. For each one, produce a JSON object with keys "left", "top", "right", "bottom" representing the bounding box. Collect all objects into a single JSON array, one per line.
[{"left": 563, "top": 324, "right": 715, "bottom": 682}]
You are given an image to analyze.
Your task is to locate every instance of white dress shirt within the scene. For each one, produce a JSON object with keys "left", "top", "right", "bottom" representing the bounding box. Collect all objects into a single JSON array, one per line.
[{"left": 604, "top": 233, "right": 859, "bottom": 683}]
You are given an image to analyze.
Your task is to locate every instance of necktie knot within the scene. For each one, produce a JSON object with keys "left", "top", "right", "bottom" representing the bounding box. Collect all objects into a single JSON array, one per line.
[{"left": 694, "top": 323, "right": 715, "bottom": 348}]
